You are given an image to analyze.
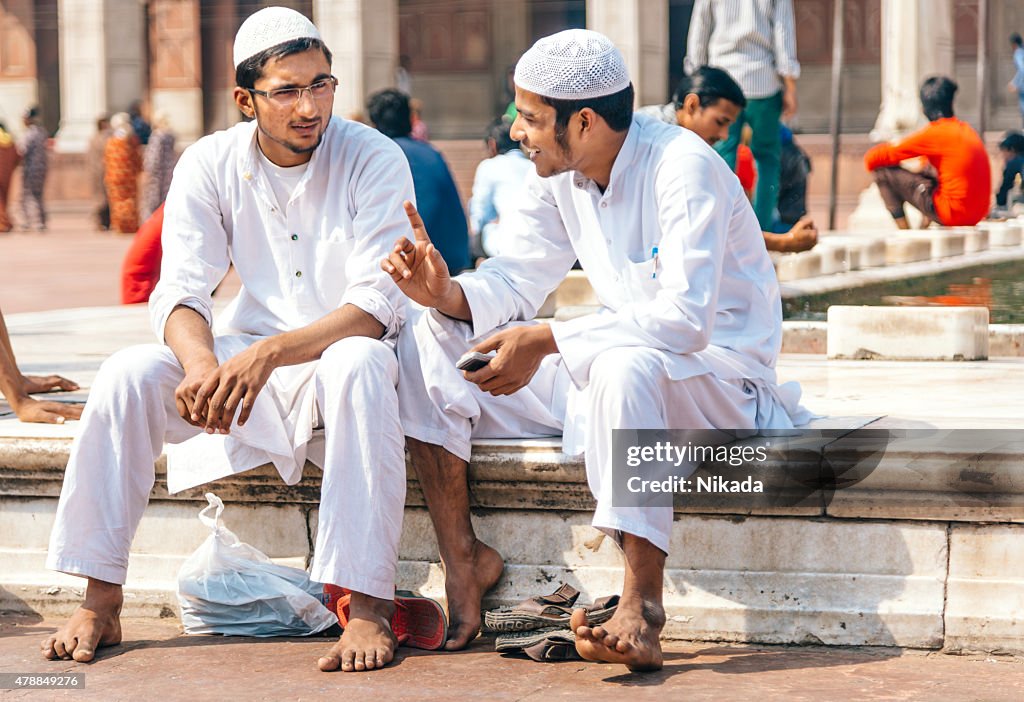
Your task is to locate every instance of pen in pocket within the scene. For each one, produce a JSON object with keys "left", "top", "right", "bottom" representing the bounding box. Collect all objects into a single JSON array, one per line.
[{"left": 651, "top": 246, "right": 659, "bottom": 279}]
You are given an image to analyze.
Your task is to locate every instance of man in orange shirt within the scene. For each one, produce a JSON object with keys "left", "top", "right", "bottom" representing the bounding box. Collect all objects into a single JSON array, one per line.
[{"left": 864, "top": 76, "right": 991, "bottom": 229}]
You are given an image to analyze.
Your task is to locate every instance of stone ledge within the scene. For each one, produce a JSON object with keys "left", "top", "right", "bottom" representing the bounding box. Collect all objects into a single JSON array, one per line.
[
  {"left": 4, "top": 420, "right": 1024, "bottom": 523},
  {"left": 781, "top": 322, "right": 1024, "bottom": 357},
  {"left": 826, "top": 306, "right": 989, "bottom": 361}
]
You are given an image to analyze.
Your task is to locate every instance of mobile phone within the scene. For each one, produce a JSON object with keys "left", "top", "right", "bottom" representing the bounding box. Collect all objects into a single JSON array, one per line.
[{"left": 456, "top": 351, "right": 494, "bottom": 372}]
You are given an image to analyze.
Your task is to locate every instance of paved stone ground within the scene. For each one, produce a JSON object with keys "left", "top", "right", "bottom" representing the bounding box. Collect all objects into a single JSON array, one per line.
[
  {"left": 0, "top": 206, "right": 240, "bottom": 315},
  {"left": 2, "top": 616, "right": 1024, "bottom": 701}
]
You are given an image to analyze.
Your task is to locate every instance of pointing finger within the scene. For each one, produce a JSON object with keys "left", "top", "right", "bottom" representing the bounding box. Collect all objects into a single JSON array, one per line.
[{"left": 404, "top": 201, "right": 431, "bottom": 243}]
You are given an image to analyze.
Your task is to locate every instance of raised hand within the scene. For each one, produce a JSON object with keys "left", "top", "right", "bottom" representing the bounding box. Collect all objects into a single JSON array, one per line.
[{"left": 381, "top": 201, "right": 453, "bottom": 308}]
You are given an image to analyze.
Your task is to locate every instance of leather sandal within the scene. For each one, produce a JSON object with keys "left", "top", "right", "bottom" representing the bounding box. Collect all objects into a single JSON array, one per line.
[{"left": 323, "top": 584, "right": 448, "bottom": 651}]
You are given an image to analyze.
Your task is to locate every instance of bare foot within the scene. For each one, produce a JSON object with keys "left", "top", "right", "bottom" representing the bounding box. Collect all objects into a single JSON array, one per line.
[
  {"left": 571, "top": 598, "right": 666, "bottom": 672},
  {"left": 41, "top": 580, "right": 123, "bottom": 662},
  {"left": 440, "top": 540, "right": 503, "bottom": 651},
  {"left": 318, "top": 593, "right": 398, "bottom": 673}
]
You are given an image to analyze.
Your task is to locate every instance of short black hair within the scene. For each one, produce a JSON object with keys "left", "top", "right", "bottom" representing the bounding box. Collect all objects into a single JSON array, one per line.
[
  {"left": 539, "top": 83, "right": 635, "bottom": 151},
  {"left": 367, "top": 88, "right": 412, "bottom": 138},
  {"left": 1012, "top": 33, "right": 1023, "bottom": 47},
  {"left": 919, "top": 75, "right": 957, "bottom": 121},
  {"left": 235, "top": 37, "right": 332, "bottom": 90},
  {"left": 999, "top": 130, "right": 1024, "bottom": 153},
  {"left": 672, "top": 66, "right": 747, "bottom": 110},
  {"left": 485, "top": 117, "right": 517, "bottom": 154}
]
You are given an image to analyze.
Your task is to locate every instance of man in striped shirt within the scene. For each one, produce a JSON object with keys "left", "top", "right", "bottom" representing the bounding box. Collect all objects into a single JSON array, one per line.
[{"left": 685, "top": 0, "right": 800, "bottom": 231}]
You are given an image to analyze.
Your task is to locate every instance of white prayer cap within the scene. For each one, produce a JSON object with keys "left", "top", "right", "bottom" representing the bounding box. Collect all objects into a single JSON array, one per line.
[
  {"left": 514, "top": 29, "right": 630, "bottom": 100},
  {"left": 233, "top": 6, "right": 322, "bottom": 68}
]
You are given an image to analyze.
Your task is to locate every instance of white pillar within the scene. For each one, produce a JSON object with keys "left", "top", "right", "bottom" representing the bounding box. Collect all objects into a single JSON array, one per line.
[
  {"left": 314, "top": 0, "right": 398, "bottom": 120},
  {"left": 586, "top": 0, "right": 668, "bottom": 106},
  {"left": 848, "top": 0, "right": 955, "bottom": 231},
  {"left": 55, "top": 0, "right": 147, "bottom": 153},
  {"left": 870, "top": 0, "right": 955, "bottom": 142}
]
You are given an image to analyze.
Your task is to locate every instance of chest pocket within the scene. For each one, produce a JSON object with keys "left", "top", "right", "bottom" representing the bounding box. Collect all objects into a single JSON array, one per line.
[{"left": 623, "top": 253, "right": 662, "bottom": 303}]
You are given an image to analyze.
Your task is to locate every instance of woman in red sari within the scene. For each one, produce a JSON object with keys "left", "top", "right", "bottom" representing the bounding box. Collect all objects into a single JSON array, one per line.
[{"left": 104, "top": 112, "right": 142, "bottom": 233}]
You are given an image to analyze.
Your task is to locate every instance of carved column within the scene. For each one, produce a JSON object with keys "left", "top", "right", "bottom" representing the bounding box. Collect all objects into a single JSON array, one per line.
[{"left": 149, "top": 0, "right": 203, "bottom": 144}]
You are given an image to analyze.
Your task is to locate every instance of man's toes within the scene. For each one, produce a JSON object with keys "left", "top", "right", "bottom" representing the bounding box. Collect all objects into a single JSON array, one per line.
[
  {"left": 72, "top": 645, "right": 96, "bottom": 663},
  {"left": 53, "top": 639, "right": 69, "bottom": 659},
  {"left": 570, "top": 608, "right": 589, "bottom": 633},
  {"left": 341, "top": 649, "right": 356, "bottom": 672},
  {"left": 590, "top": 625, "right": 608, "bottom": 640},
  {"left": 444, "top": 625, "right": 475, "bottom": 650},
  {"left": 601, "top": 633, "right": 620, "bottom": 649},
  {"left": 317, "top": 654, "right": 340, "bottom": 672},
  {"left": 614, "top": 638, "right": 632, "bottom": 654},
  {"left": 375, "top": 647, "right": 392, "bottom": 668},
  {"left": 353, "top": 651, "right": 366, "bottom": 671},
  {"left": 41, "top": 636, "right": 58, "bottom": 659}
]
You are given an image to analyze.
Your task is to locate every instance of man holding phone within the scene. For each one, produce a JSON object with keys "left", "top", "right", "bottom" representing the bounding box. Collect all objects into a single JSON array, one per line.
[{"left": 383, "top": 30, "right": 808, "bottom": 672}]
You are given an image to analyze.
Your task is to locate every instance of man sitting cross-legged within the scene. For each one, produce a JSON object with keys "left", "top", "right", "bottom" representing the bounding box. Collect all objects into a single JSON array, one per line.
[
  {"left": 382, "top": 30, "right": 809, "bottom": 672},
  {"left": 41, "top": 7, "right": 414, "bottom": 673}
]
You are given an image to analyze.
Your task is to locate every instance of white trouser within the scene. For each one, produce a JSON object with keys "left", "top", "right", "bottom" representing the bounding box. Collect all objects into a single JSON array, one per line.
[
  {"left": 396, "top": 308, "right": 757, "bottom": 553},
  {"left": 46, "top": 335, "right": 406, "bottom": 600}
]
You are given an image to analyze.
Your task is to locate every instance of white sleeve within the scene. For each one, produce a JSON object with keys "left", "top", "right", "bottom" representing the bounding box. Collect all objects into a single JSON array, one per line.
[
  {"left": 683, "top": 0, "right": 713, "bottom": 75},
  {"left": 457, "top": 171, "right": 576, "bottom": 339},
  {"left": 339, "top": 138, "right": 416, "bottom": 341},
  {"left": 148, "top": 143, "right": 230, "bottom": 343},
  {"left": 773, "top": 0, "right": 801, "bottom": 79}
]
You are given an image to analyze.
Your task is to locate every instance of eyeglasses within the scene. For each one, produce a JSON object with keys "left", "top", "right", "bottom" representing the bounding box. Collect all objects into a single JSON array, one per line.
[{"left": 248, "top": 76, "right": 338, "bottom": 107}]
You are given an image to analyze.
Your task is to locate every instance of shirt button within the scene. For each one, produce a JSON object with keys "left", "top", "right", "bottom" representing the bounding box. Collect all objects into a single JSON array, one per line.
[
  {"left": 295, "top": 271, "right": 302, "bottom": 278},
  {"left": 600, "top": 201, "right": 608, "bottom": 208},
  {"left": 291, "top": 234, "right": 298, "bottom": 241}
]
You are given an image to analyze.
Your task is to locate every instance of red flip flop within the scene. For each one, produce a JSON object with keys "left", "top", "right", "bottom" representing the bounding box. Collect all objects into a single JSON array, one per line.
[{"left": 323, "top": 584, "right": 448, "bottom": 651}]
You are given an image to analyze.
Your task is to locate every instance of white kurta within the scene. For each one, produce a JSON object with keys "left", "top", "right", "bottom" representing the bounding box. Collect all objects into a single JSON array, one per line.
[
  {"left": 397, "top": 114, "right": 808, "bottom": 552},
  {"left": 149, "top": 117, "right": 413, "bottom": 490},
  {"left": 47, "top": 118, "right": 416, "bottom": 598},
  {"left": 458, "top": 115, "right": 806, "bottom": 432}
]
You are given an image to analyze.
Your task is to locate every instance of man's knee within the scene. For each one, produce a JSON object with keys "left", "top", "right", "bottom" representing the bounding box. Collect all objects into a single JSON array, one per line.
[
  {"left": 589, "top": 348, "right": 664, "bottom": 397},
  {"left": 317, "top": 336, "right": 397, "bottom": 386},
  {"left": 95, "top": 344, "right": 179, "bottom": 393}
]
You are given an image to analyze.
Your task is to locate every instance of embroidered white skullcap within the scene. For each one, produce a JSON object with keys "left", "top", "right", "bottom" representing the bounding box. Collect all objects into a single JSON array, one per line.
[
  {"left": 233, "top": 6, "right": 321, "bottom": 68},
  {"left": 514, "top": 29, "right": 630, "bottom": 100}
]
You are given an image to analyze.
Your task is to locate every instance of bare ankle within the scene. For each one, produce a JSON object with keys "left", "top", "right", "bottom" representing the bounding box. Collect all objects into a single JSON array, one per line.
[
  {"left": 347, "top": 592, "right": 395, "bottom": 621},
  {"left": 83, "top": 579, "right": 123, "bottom": 611}
]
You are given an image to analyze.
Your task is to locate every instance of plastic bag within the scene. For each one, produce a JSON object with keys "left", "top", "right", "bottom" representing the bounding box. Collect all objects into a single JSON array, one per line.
[{"left": 176, "top": 493, "right": 337, "bottom": 637}]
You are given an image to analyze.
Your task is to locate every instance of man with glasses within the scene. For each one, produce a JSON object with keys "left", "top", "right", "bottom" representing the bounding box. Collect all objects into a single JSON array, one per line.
[{"left": 41, "top": 7, "right": 414, "bottom": 673}]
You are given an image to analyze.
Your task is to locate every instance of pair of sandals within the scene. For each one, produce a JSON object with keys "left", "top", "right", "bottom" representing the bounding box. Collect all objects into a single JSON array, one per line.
[{"left": 484, "top": 583, "right": 620, "bottom": 662}]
